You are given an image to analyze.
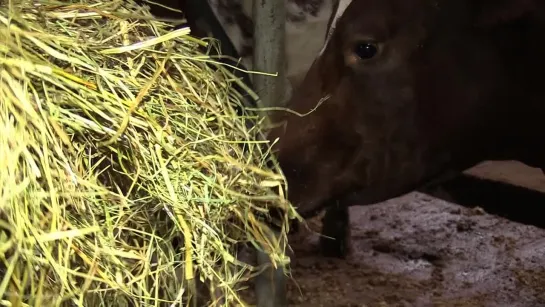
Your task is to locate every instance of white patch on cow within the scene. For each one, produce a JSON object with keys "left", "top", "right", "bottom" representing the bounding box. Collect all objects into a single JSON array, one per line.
[
  {"left": 207, "top": 0, "right": 338, "bottom": 103},
  {"left": 284, "top": 0, "right": 336, "bottom": 86},
  {"left": 207, "top": 0, "right": 249, "bottom": 64},
  {"left": 319, "top": 0, "right": 352, "bottom": 56}
]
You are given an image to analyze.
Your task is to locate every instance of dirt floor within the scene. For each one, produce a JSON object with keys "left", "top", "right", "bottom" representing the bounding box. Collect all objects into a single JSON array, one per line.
[{"left": 242, "top": 160, "right": 545, "bottom": 307}]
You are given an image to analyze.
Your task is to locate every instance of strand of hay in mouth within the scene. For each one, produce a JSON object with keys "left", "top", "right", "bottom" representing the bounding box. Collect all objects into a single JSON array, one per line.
[{"left": 0, "top": 0, "right": 297, "bottom": 306}]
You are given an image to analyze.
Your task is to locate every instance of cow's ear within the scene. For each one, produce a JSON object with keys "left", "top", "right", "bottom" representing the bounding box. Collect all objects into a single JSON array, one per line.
[{"left": 474, "top": 0, "right": 537, "bottom": 27}]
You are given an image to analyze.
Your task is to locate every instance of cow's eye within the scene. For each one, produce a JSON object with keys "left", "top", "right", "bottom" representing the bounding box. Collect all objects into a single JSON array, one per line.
[{"left": 353, "top": 42, "right": 378, "bottom": 59}]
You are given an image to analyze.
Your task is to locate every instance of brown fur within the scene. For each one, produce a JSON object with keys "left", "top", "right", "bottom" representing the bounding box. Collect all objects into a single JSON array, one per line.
[{"left": 267, "top": 0, "right": 545, "bottom": 218}]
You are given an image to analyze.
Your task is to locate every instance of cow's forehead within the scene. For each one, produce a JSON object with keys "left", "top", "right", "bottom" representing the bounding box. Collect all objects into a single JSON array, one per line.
[
  {"left": 319, "top": 0, "right": 353, "bottom": 56},
  {"left": 318, "top": 0, "right": 435, "bottom": 56}
]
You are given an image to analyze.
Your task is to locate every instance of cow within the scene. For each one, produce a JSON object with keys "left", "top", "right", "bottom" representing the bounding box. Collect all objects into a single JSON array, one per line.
[{"left": 267, "top": 0, "right": 545, "bottom": 259}]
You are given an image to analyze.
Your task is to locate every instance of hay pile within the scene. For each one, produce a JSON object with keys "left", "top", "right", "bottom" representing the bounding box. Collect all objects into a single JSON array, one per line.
[{"left": 0, "top": 0, "right": 296, "bottom": 305}]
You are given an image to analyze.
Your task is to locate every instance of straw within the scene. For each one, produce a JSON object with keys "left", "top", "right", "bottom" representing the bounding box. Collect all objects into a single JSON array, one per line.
[{"left": 0, "top": 0, "right": 298, "bottom": 306}]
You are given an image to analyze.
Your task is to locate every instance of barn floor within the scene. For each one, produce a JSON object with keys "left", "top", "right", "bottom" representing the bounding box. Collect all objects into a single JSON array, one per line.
[{"left": 241, "top": 161, "right": 545, "bottom": 307}]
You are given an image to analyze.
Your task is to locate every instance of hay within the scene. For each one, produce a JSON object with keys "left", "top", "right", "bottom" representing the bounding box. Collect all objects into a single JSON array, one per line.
[{"left": 0, "top": 0, "right": 297, "bottom": 306}]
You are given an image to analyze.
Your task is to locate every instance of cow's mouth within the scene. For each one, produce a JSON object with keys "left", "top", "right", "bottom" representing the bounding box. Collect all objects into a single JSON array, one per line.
[
  {"left": 292, "top": 188, "right": 354, "bottom": 220},
  {"left": 293, "top": 183, "right": 383, "bottom": 220},
  {"left": 296, "top": 201, "right": 326, "bottom": 220}
]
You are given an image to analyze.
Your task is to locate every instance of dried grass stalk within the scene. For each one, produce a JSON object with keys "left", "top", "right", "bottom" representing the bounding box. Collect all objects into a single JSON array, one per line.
[{"left": 0, "top": 0, "right": 297, "bottom": 306}]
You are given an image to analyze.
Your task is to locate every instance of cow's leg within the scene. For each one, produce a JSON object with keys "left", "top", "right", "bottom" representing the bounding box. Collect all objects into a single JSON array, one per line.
[
  {"left": 254, "top": 228, "right": 288, "bottom": 307},
  {"left": 319, "top": 203, "right": 351, "bottom": 258}
]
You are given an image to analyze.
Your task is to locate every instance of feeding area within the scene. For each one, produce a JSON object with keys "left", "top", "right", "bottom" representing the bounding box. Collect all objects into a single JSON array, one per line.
[
  {"left": 4, "top": 0, "right": 545, "bottom": 306},
  {"left": 0, "top": 0, "right": 297, "bottom": 306}
]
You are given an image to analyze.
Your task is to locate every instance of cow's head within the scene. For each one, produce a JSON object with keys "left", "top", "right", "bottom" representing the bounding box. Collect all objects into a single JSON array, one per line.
[{"left": 267, "top": 0, "right": 540, "bottom": 217}]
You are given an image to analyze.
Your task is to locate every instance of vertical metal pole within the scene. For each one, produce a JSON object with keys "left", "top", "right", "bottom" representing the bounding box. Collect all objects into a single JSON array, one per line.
[
  {"left": 252, "top": 0, "right": 287, "bottom": 108},
  {"left": 253, "top": 1, "right": 288, "bottom": 307},
  {"left": 255, "top": 231, "right": 288, "bottom": 307}
]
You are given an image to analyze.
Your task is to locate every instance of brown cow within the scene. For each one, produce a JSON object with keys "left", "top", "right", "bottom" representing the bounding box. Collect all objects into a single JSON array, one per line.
[{"left": 267, "top": 0, "right": 545, "bottom": 258}]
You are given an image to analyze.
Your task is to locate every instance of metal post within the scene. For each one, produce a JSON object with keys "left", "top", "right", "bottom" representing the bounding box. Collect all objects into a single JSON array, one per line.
[
  {"left": 252, "top": 0, "right": 287, "bottom": 108},
  {"left": 252, "top": 1, "right": 288, "bottom": 307},
  {"left": 254, "top": 230, "right": 288, "bottom": 307}
]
